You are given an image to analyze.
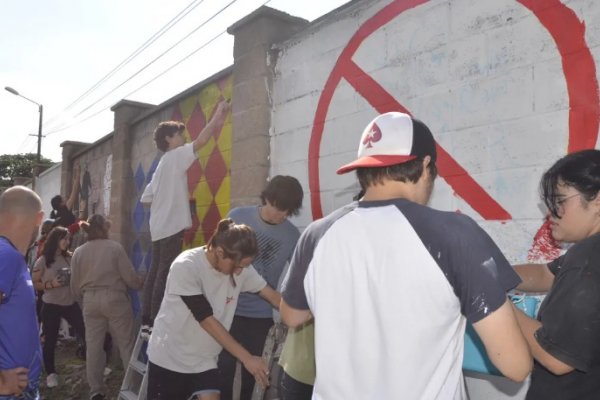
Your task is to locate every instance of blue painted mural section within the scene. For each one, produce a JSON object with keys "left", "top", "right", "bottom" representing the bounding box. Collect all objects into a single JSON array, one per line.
[{"left": 129, "top": 154, "right": 160, "bottom": 316}]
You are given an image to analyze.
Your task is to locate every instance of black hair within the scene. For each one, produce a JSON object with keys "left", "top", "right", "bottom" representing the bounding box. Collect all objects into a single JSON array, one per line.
[
  {"left": 42, "top": 227, "right": 70, "bottom": 267},
  {"left": 50, "top": 195, "right": 63, "bottom": 216},
  {"left": 541, "top": 149, "right": 600, "bottom": 218},
  {"left": 356, "top": 157, "right": 438, "bottom": 190},
  {"left": 259, "top": 175, "right": 304, "bottom": 216}
]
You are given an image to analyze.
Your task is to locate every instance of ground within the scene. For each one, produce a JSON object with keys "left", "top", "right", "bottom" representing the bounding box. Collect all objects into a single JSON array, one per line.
[{"left": 40, "top": 339, "right": 124, "bottom": 400}]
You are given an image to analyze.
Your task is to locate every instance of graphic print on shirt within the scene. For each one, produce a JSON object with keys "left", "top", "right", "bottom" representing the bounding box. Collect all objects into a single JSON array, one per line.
[{"left": 254, "top": 232, "right": 283, "bottom": 274}]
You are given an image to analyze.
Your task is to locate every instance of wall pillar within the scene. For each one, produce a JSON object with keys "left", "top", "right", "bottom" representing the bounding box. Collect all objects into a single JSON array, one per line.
[
  {"left": 59, "top": 141, "right": 89, "bottom": 203},
  {"left": 109, "top": 100, "right": 154, "bottom": 249},
  {"left": 227, "top": 7, "right": 308, "bottom": 207}
]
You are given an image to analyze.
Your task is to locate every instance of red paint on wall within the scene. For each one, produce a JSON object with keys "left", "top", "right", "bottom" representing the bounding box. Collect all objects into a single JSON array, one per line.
[
  {"left": 527, "top": 217, "right": 562, "bottom": 263},
  {"left": 309, "top": 0, "right": 599, "bottom": 227},
  {"left": 309, "top": 0, "right": 510, "bottom": 220},
  {"left": 518, "top": 0, "right": 599, "bottom": 153}
]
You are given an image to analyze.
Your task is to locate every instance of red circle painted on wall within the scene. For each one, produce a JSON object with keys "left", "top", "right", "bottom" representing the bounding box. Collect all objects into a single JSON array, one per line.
[{"left": 308, "top": 0, "right": 599, "bottom": 220}]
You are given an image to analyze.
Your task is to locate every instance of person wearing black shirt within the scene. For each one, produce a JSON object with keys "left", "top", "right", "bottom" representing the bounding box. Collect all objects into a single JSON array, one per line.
[
  {"left": 50, "top": 164, "right": 80, "bottom": 229},
  {"left": 514, "top": 149, "right": 600, "bottom": 400}
]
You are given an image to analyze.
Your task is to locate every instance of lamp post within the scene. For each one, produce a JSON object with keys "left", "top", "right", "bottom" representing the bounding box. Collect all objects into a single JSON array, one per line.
[{"left": 5, "top": 86, "right": 43, "bottom": 163}]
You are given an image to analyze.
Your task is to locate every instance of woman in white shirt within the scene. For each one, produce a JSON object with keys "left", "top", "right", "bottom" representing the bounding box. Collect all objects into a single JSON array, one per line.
[{"left": 147, "top": 218, "right": 281, "bottom": 400}]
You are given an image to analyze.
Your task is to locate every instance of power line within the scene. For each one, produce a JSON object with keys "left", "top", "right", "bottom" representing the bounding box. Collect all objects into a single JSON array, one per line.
[
  {"left": 45, "top": 31, "right": 228, "bottom": 137},
  {"left": 69, "top": 0, "right": 240, "bottom": 120},
  {"left": 44, "top": 0, "right": 207, "bottom": 128},
  {"left": 15, "top": 135, "right": 33, "bottom": 154},
  {"left": 45, "top": 0, "right": 272, "bottom": 138}
]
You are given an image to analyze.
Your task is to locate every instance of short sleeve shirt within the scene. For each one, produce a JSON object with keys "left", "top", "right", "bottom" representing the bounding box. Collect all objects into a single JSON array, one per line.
[
  {"left": 147, "top": 247, "right": 266, "bottom": 373},
  {"left": 141, "top": 143, "right": 196, "bottom": 241},
  {"left": 281, "top": 199, "right": 520, "bottom": 400},
  {"left": 227, "top": 206, "right": 300, "bottom": 318},
  {"left": 34, "top": 255, "right": 75, "bottom": 306},
  {"left": 0, "top": 237, "right": 42, "bottom": 391},
  {"left": 526, "top": 232, "right": 600, "bottom": 400}
]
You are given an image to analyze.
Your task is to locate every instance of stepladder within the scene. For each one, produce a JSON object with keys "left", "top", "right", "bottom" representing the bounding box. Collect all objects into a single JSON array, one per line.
[
  {"left": 251, "top": 323, "right": 288, "bottom": 400},
  {"left": 119, "top": 328, "right": 149, "bottom": 400}
]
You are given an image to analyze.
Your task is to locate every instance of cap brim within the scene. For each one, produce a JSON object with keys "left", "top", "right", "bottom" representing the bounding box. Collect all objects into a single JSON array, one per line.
[{"left": 336, "top": 154, "right": 417, "bottom": 175}]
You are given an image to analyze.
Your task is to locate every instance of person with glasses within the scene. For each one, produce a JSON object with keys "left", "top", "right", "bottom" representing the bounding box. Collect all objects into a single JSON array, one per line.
[
  {"left": 513, "top": 149, "right": 600, "bottom": 400},
  {"left": 147, "top": 219, "right": 281, "bottom": 400},
  {"left": 218, "top": 176, "right": 303, "bottom": 400}
]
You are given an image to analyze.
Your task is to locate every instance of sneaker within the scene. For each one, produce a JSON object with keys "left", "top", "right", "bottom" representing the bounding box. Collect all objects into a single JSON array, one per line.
[
  {"left": 140, "top": 324, "right": 152, "bottom": 340},
  {"left": 103, "top": 366, "right": 112, "bottom": 376},
  {"left": 90, "top": 393, "right": 106, "bottom": 400},
  {"left": 46, "top": 373, "right": 59, "bottom": 388}
]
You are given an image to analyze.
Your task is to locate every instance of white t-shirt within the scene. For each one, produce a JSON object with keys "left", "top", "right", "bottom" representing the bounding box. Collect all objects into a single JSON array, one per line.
[
  {"left": 147, "top": 247, "right": 267, "bottom": 373},
  {"left": 282, "top": 199, "right": 520, "bottom": 400},
  {"left": 140, "top": 143, "right": 196, "bottom": 241}
]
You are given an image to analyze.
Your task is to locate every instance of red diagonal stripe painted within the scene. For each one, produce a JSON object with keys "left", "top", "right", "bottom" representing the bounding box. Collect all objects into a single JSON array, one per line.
[{"left": 342, "top": 60, "right": 511, "bottom": 220}]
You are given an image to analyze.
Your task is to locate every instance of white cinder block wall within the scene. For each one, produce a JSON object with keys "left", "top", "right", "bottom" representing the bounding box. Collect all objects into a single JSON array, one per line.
[
  {"left": 35, "top": 163, "right": 62, "bottom": 221},
  {"left": 270, "top": 0, "right": 600, "bottom": 398}
]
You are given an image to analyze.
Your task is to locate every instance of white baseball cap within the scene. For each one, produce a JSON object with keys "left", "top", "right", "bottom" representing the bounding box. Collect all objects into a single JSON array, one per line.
[{"left": 337, "top": 112, "right": 437, "bottom": 174}]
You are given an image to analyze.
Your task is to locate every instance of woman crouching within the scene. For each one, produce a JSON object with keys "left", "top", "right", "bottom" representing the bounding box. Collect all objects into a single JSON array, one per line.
[{"left": 147, "top": 218, "right": 281, "bottom": 400}]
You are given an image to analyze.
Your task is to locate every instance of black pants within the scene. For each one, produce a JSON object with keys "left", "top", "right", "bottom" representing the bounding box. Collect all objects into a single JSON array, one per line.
[
  {"left": 142, "top": 231, "right": 183, "bottom": 325},
  {"left": 218, "top": 316, "right": 273, "bottom": 400},
  {"left": 147, "top": 362, "right": 219, "bottom": 400},
  {"left": 41, "top": 302, "right": 85, "bottom": 374},
  {"left": 280, "top": 371, "right": 314, "bottom": 400}
]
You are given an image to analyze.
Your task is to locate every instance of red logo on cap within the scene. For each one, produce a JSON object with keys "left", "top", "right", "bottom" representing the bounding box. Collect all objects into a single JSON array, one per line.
[{"left": 363, "top": 123, "right": 382, "bottom": 148}]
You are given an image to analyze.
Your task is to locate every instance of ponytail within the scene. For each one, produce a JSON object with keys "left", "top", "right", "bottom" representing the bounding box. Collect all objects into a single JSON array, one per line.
[{"left": 207, "top": 218, "right": 258, "bottom": 262}]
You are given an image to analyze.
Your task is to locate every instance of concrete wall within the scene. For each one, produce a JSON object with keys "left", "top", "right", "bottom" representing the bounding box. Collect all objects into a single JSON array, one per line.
[
  {"left": 271, "top": 0, "right": 599, "bottom": 260},
  {"left": 71, "top": 135, "right": 114, "bottom": 220},
  {"left": 270, "top": 0, "right": 600, "bottom": 398},
  {"left": 35, "top": 162, "right": 62, "bottom": 220}
]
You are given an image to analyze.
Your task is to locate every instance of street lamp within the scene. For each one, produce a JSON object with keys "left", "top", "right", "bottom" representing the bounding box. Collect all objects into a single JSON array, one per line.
[{"left": 5, "top": 86, "right": 43, "bottom": 162}]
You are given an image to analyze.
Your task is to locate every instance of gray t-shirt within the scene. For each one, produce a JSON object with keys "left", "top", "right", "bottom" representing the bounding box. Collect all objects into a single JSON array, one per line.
[
  {"left": 228, "top": 206, "right": 300, "bottom": 318},
  {"left": 34, "top": 255, "right": 75, "bottom": 306}
]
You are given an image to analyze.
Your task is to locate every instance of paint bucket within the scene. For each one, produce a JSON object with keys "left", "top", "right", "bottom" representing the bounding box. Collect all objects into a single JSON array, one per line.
[{"left": 463, "top": 294, "right": 539, "bottom": 376}]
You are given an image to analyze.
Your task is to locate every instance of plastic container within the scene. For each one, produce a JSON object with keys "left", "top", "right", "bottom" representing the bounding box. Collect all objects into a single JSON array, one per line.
[{"left": 463, "top": 294, "right": 539, "bottom": 376}]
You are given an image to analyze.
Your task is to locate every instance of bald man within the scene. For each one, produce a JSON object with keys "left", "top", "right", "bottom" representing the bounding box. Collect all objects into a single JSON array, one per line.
[{"left": 0, "top": 186, "right": 44, "bottom": 399}]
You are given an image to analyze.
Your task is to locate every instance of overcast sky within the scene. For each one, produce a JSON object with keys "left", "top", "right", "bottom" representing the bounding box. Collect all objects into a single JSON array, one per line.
[{"left": 2, "top": 0, "right": 349, "bottom": 161}]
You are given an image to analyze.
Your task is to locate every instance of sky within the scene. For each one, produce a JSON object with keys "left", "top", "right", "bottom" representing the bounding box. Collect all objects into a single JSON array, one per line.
[{"left": 1, "top": 0, "right": 350, "bottom": 162}]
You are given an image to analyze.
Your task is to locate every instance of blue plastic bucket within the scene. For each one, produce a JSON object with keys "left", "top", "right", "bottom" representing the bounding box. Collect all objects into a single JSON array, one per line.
[{"left": 463, "top": 295, "right": 539, "bottom": 375}]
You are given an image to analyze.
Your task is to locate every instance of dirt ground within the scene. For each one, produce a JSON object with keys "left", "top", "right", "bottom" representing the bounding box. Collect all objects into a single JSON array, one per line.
[{"left": 40, "top": 339, "right": 124, "bottom": 400}]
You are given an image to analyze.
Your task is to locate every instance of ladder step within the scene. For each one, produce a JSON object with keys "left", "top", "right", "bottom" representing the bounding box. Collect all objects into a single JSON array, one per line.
[
  {"left": 118, "top": 389, "right": 139, "bottom": 400},
  {"left": 120, "top": 327, "right": 149, "bottom": 400},
  {"left": 129, "top": 359, "right": 147, "bottom": 374}
]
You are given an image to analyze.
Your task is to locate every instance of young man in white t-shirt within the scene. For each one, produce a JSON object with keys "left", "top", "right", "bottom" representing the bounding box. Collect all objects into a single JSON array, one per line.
[
  {"left": 140, "top": 100, "right": 229, "bottom": 336},
  {"left": 280, "top": 112, "right": 533, "bottom": 399}
]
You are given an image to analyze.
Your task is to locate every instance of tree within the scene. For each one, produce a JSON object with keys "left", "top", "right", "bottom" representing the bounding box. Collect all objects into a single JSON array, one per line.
[{"left": 0, "top": 153, "right": 54, "bottom": 186}]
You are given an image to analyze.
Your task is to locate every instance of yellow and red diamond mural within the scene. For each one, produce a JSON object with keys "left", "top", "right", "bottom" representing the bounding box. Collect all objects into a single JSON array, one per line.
[{"left": 172, "top": 74, "right": 233, "bottom": 249}]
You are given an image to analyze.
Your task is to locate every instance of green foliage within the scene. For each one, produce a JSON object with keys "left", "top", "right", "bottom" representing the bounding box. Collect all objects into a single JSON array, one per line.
[{"left": 0, "top": 153, "right": 54, "bottom": 185}]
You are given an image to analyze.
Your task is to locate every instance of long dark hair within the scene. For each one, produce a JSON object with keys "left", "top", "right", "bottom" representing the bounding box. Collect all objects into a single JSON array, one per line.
[
  {"left": 541, "top": 149, "right": 600, "bottom": 218},
  {"left": 207, "top": 219, "right": 258, "bottom": 263},
  {"left": 42, "top": 227, "right": 71, "bottom": 267}
]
